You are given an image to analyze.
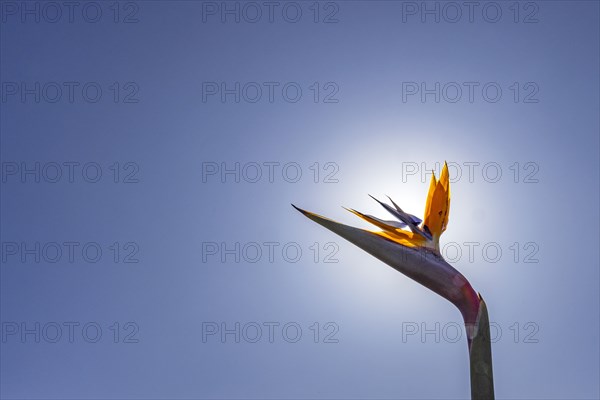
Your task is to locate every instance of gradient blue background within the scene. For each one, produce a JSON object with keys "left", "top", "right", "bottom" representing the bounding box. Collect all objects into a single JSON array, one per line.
[{"left": 1, "top": 1, "right": 599, "bottom": 399}]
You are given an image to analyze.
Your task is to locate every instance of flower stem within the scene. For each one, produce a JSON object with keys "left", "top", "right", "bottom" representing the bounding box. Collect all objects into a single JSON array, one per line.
[{"left": 468, "top": 296, "right": 495, "bottom": 400}]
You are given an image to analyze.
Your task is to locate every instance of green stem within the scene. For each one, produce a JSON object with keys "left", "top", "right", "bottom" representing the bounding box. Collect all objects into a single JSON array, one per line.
[{"left": 469, "top": 296, "right": 495, "bottom": 400}]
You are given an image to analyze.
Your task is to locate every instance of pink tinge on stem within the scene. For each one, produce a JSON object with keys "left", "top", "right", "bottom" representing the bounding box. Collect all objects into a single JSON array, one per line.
[
  {"left": 416, "top": 257, "right": 481, "bottom": 348},
  {"left": 452, "top": 281, "right": 482, "bottom": 349}
]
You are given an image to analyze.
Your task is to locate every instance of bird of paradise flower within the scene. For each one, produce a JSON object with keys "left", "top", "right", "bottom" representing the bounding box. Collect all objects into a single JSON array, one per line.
[{"left": 293, "top": 162, "right": 494, "bottom": 400}]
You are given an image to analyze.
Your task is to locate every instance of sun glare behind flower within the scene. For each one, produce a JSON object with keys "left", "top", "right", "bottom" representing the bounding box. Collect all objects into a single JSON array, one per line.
[{"left": 293, "top": 159, "right": 495, "bottom": 399}]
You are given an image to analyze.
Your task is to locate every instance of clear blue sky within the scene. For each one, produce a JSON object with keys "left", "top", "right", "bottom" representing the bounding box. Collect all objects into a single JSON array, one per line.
[{"left": 1, "top": 1, "right": 599, "bottom": 399}]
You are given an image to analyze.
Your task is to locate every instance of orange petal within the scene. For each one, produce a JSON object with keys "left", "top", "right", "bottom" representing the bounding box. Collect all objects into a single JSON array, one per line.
[
  {"left": 423, "top": 162, "right": 451, "bottom": 238},
  {"left": 345, "top": 208, "right": 426, "bottom": 248},
  {"left": 423, "top": 171, "right": 437, "bottom": 224}
]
